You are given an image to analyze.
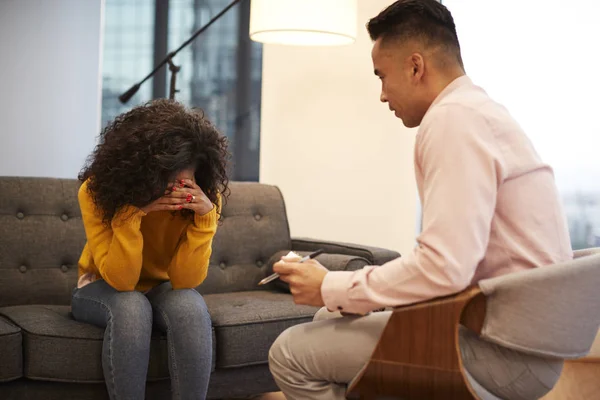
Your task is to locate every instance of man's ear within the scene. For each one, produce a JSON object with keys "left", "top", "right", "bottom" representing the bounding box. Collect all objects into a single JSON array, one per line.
[{"left": 411, "top": 53, "right": 425, "bottom": 80}]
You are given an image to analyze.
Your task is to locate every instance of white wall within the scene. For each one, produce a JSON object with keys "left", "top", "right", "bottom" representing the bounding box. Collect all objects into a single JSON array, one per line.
[
  {"left": 445, "top": 0, "right": 600, "bottom": 194},
  {"left": 444, "top": 0, "right": 600, "bottom": 248},
  {"left": 259, "top": 0, "right": 417, "bottom": 254},
  {"left": 0, "top": 0, "right": 104, "bottom": 179}
]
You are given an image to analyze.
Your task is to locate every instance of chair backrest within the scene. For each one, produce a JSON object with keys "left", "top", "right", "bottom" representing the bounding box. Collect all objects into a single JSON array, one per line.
[
  {"left": 0, "top": 177, "right": 291, "bottom": 306},
  {"left": 478, "top": 249, "right": 600, "bottom": 359}
]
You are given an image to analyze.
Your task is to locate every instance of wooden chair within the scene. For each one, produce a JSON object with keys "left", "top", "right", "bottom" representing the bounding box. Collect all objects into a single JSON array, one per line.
[{"left": 346, "top": 249, "right": 600, "bottom": 400}]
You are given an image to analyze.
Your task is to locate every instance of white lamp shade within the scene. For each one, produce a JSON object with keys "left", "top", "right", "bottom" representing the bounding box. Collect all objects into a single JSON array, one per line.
[{"left": 249, "top": 0, "right": 357, "bottom": 46}]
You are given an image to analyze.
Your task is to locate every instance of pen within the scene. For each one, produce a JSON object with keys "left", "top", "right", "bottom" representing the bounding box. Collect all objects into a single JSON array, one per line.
[{"left": 258, "top": 249, "right": 324, "bottom": 285}]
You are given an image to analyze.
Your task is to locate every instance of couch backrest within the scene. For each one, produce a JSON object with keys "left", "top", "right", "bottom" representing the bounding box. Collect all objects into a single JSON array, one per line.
[
  {"left": 199, "top": 181, "right": 291, "bottom": 294},
  {"left": 0, "top": 177, "right": 85, "bottom": 306},
  {"left": 0, "top": 177, "right": 291, "bottom": 306}
]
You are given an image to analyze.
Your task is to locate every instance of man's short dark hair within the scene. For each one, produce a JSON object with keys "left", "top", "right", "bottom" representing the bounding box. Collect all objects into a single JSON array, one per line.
[{"left": 367, "top": 0, "right": 463, "bottom": 68}]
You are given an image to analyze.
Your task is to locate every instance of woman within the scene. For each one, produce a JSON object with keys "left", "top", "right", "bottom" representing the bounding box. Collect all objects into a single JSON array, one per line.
[{"left": 72, "top": 99, "right": 229, "bottom": 400}]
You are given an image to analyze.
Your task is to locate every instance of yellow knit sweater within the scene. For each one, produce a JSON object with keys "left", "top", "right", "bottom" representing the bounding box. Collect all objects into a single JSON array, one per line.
[{"left": 77, "top": 180, "right": 218, "bottom": 292}]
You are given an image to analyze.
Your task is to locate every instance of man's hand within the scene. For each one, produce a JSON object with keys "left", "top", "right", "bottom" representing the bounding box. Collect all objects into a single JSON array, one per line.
[{"left": 273, "top": 257, "right": 329, "bottom": 307}]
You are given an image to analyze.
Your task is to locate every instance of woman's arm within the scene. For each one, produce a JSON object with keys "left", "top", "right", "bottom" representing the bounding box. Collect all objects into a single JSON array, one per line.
[
  {"left": 79, "top": 181, "right": 145, "bottom": 291},
  {"left": 167, "top": 192, "right": 219, "bottom": 289}
]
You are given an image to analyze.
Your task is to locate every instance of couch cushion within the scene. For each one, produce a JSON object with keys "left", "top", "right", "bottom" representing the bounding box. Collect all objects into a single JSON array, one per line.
[
  {"left": 0, "top": 316, "right": 22, "bottom": 382},
  {"left": 204, "top": 291, "right": 319, "bottom": 368},
  {"left": 0, "top": 291, "right": 316, "bottom": 381},
  {"left": 0, "top": 305, "right": 180, "bottom": 382}
]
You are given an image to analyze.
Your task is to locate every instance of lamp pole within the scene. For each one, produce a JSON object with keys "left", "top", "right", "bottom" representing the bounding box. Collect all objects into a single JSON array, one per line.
[{"left": 119, "top": 0, "right": 243, "bottom": 104}]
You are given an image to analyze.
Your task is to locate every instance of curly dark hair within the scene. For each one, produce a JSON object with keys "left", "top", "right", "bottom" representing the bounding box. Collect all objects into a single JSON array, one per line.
[{"left": 79, "top": 99, "right": 230, "bottom": 224}]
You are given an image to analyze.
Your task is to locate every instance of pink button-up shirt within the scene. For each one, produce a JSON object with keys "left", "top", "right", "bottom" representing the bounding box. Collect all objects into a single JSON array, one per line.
[{"left": 321, "top": 75, "right": 572, "bottom": 315}]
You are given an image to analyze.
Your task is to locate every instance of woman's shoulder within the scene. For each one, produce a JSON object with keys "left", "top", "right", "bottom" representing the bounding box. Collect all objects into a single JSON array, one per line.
[{"left": 77, "top": 179, "right": 92, "bottom": 201}]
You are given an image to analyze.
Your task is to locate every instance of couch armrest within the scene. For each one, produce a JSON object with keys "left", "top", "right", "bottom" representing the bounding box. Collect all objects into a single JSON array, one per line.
[
  {"left": 292, "top": 237, "right": 400, "bottom": 266},
  {"left": 264, "top": 250, "right": 370, "bottom": 293}
]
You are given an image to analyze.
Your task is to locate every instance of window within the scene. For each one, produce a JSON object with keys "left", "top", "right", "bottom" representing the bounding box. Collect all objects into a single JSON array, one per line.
[
  {"left": 101, "top": 0, "right": 262, "bottom": 181},
  {"left": 444, "top": 0, "right": 600, "bottom": 249},
  {"left": 101, "top": 0, "right": 155, "bottom": 129}
]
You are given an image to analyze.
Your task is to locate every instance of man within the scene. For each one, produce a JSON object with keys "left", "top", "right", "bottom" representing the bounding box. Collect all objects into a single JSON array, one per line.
[{"left": 268, "top": 0, "right": 572, "bottom": 399}]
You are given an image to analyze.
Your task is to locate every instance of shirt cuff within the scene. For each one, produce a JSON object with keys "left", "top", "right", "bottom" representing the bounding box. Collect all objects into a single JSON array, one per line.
[
  {"left": 321, "top": 270, "right": 355, "bottom": 313},
  {"left": 193, "top": 205, "right": 218, "bottom": 230}
]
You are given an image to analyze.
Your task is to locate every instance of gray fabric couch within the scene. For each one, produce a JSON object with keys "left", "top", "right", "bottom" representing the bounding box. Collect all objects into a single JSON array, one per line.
[{"left": 0, "top": 177, "right": 400, "bottom": 400}]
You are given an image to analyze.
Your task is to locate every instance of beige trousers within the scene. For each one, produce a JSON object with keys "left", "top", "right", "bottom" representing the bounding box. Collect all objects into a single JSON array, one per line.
[{"left": 268, "top": 308, "right": 563, "bottom": 400}]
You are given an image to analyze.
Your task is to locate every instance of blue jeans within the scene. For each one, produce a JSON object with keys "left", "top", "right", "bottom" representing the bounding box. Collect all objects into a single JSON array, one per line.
[{"left": 71, "top": 280, "right": 213, "bottom": 400}]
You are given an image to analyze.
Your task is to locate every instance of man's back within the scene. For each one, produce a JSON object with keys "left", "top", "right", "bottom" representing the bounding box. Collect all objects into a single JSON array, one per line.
[
  {"left": 417, "top": 76, "right": 572, "bottom": 285},
  {"left": 269, "top": 2, "right": 575, "bottom": 399}
]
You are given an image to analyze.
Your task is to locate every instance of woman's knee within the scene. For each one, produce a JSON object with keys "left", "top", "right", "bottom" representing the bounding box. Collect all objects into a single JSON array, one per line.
[
  {"left": 107, "top": 291, "right": 153, "bottom": 327},
  {"left": 72, "top": 281, "right": 152, "bottom": 329},
  {"left": 154, "top": 289, "right": 211, "bottom": 327}
]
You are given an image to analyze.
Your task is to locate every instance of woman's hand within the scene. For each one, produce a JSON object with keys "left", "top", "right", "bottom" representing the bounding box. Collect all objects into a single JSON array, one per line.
[
  {"left": 140, "top": 180, "right": 213, "bottom": 215},
  {"left": 140, "top": 189, "right": 185, "bottom": 214},
  {"left": 167, "top": 179, "right": 214, "bottom": 216}
]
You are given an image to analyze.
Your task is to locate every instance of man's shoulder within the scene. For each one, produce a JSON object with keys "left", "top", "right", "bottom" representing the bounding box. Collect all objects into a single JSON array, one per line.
[
  {"left": 419, "top": 100, "right": 488, "bottom": 138},
  {"left": 421, "top": 83, "right": 511, "bottom": 136},
  {"left": 416, "top": 87, "right": 506, "bottom": 160},
  {"left": 434, "top": 82, "right": 492, "bottom": 114}
]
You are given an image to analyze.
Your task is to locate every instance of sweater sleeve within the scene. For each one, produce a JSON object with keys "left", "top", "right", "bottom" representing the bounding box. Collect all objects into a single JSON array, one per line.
[
  {"left": 167, "top": 195, "right": 220, "bottom": 289},
  {"left": 78, "top": 181, "right": 146, "bottom": 291}
]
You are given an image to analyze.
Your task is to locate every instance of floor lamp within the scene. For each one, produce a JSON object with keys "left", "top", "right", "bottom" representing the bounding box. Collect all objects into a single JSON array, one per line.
[{"left": 118, "top": 0, "right": 358, "bottom": 104}]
